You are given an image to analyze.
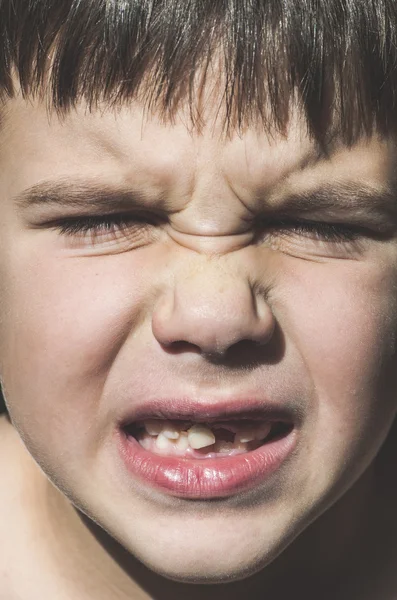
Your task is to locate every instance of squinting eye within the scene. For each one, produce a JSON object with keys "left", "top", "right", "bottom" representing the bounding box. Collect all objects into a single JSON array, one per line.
[
  {"left": 266, "top": 219, "right": 364, "bottom": 243},
  {"left": 54, "top": 214, "right": 148, "bottom": 237},
  {"left": 51, "top": 213, "right": 366, "bottom": 250}
]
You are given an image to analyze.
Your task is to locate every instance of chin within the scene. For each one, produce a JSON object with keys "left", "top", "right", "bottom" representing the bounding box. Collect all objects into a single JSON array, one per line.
[
  {"left": 141, "top": 552, "right": 268, "bottom": 585},
  {"left": 120, "top": 523, "right": 285, "bottom": 585}
]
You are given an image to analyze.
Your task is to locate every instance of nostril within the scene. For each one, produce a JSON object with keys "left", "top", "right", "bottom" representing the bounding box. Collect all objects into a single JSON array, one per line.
[
  {"left": 160, "top": 336, "right": 276, "bottom": 363},
  {"left": 162, "top": 340, "right": 202, "bottom": 355}
]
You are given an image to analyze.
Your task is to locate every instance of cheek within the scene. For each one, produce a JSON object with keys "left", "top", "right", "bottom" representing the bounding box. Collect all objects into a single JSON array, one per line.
[
  {"left": 298, "top": 266, "right": 397, "bottom": 404},
  {"left": 282, "top": 256, "right": 397, "bottom": 484},
  {"left": 0, "top": 249, "right": 153, "bottom": 454}
]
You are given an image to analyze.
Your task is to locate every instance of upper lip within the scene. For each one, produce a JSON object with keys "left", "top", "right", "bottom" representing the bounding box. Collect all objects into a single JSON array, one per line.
[{"left": 118, "top": 397, "right": 303, "bottom": 428}]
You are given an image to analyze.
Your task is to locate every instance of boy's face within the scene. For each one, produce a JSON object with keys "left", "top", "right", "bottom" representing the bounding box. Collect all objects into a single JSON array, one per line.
[{"left": 1, "top": 95, "right": 397, "bottom": 582}]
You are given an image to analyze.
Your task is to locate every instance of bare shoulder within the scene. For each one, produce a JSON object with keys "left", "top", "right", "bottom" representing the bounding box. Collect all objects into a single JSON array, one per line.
[
  {"left": 0, "top": 413, "right": 22, "bottom": 508},
  {"left": 0, "top": 416, "right": 27, "bottom": 594},
  {"left": 0, "top": 413, "right": 34, "bottom": 499},
  {"left": 0, "top": 415, "right": 48, "bottom": 599},
  {"left": 0, "top": 415, "right": 21, "bottom": 598}
]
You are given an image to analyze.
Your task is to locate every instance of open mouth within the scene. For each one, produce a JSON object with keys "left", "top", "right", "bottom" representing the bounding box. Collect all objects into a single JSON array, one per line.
[
  {"left": 117, "top": 408, "right": 297, "bottom": 498},
  {"left": 123, "top": 418, "right": 292, "bottom": 459}
]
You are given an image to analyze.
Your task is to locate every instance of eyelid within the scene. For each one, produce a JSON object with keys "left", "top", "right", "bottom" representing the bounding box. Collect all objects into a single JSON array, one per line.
[
  {"left": 281, "top": 221, "right": 362, "bottom": 242},
  {"left": 54, "top": 214, "right": 149, "bottom": 236},
  {"left": 34, "top": 206, "right": 167, "bottom": 227},
  {"left": 40, "top": 209, "right": 392, "bottom": 256},
  {"left": 257, "top": 212, "right": 395, "bottom": 239},
  {"left": 43, "top": 212, "right": 163, "bottom": 253},
  {"left": 265, "top": 219, "right": 361, "bottom": 242},
  {"left": 53, "top": 215, "right": 358, "bottom": 254}
]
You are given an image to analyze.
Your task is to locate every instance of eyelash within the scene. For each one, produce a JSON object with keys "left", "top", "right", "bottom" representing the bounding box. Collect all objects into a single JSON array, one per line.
[
  {"left": 54, "top": 214, "right": 151, "bottom": 237},
  {"left": 267, "top": 219, "right": 362, "bottom": 243},
  {"left": 53, "top": 214, "right": 362, "bottom": 244}
]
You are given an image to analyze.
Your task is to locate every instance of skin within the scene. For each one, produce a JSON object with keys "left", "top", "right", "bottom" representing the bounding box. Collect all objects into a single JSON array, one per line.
[{"left": 1, "top": 93, "right": 397, "bottom": 599}]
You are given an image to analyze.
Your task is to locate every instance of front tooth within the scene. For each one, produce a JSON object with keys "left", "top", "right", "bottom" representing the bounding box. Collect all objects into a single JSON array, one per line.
[
  {"left": 162, "top": 422, "right": 180, "bottom": 440},
  {"left": 144, "top": 420, "right": 163, "bottom": 436},
  {"left": 175, "top": 432, "right": 189, "bottom": 451},
  {"left": 187, "top": 424, "right": 216, "bottom": 449},
  {"left": 155, "top": 432, "right": 173, "bottom": 450}
]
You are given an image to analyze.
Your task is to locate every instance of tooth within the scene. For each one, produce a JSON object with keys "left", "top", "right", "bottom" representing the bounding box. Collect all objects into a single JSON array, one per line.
[
  {"left": 254, "top": 423, "right": 272, "bottom": 440},
  {"left": 187, "top": 424, "right": 216, "bottom": 449},
  {"left": 175, "top": 432, "right": 189, "bottom": 451},
  {"left": 155, "top": 432, "right": 173, "bottom": 450},
  {"left": 215, "top": 441, "right": 234, "bottom": 453},
  {"left": 139, "top": 436, "right": 152, "bottom": 450},
  {"left": 234, "top": 430, "right": 256, "bottom": 443},
  {"left": 162, "top": 422, "right": 180, "bottom": 440},
  {"left": 234, "top": 423, "right": 272, "bottom": 444},
  {"left": 144, "top": 420, "right": 163, "bottom": 436},
  {"left": 235, "top": 441, "right": 249, "bottom": 452}
]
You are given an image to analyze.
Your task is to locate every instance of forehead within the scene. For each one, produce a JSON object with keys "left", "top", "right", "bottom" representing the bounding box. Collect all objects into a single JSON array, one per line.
[{"left": 0, "top": 97, "right": 394, "bottom": 210}]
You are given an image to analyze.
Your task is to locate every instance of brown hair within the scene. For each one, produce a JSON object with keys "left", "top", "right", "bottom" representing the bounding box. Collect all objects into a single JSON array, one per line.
[{"left": 0, "top": 0, "right": 396, "bottom": 146}]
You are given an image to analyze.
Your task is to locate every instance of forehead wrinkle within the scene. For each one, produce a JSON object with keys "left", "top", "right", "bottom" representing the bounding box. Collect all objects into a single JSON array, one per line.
[
  {"left": 222, "top": 139, "right": 327, "bottom": 216},
  {"left": 3, "top": 94, "right": 396, "bottom": 227}
]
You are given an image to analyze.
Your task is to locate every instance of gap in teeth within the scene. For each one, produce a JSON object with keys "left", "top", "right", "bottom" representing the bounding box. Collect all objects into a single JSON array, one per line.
[{"left": 130, "top": 419, "right": 277, "bottom": 457}]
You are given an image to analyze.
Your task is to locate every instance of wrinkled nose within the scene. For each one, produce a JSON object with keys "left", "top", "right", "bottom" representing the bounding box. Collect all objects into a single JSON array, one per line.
[{"left": 152, "top": 264, "right": 275, "bottom": 356}]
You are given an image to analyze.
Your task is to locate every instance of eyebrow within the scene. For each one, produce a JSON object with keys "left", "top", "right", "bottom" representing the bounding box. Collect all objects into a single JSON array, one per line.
[
  {"left": 14, "top": 180, "right": 169, "bottom": 213},
  {"left": 267, "top": 181, "right": 397, "bottom": 223},
  {"left": 14, "top": 178, "right": 397, "bottom": 226}
]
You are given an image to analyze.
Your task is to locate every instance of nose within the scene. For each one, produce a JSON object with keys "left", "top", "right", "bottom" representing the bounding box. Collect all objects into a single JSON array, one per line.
[{"left": 152, "top": 262, "right": 275, "bottom": 356}]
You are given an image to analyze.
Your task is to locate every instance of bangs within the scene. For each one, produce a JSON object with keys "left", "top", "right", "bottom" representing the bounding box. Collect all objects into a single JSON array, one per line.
[{"left": 0, "top": 0, "right": 396, "bottom": 144}]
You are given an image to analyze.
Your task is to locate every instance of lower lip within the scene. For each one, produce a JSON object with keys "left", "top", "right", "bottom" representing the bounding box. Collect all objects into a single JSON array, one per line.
[{"left": 116, "top": 427, "right": 297, "bottom": 499}]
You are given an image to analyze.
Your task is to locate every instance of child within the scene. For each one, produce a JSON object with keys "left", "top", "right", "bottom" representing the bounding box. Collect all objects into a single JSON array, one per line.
[{"left": 1, "top": 1, "right": 397, "bottom": 598}]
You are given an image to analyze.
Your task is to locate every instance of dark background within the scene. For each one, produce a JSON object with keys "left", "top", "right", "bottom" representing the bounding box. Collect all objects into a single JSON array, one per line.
[{"left": 0, "top": 388, "right": 6, "bottom": 414}]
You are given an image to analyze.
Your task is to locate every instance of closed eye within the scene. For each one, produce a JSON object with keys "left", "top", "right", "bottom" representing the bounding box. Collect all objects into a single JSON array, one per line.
[
  {"left": 267, "top": 219, "right": 364, "bottom": 243},
  {"left": 52, "top": 213, "right": 154, "bottom": 237}
]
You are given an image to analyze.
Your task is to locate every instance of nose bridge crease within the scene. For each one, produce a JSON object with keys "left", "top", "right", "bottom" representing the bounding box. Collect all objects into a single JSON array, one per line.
[{"left": 167, "top": 226, "right": 255, "bottom": 254}]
